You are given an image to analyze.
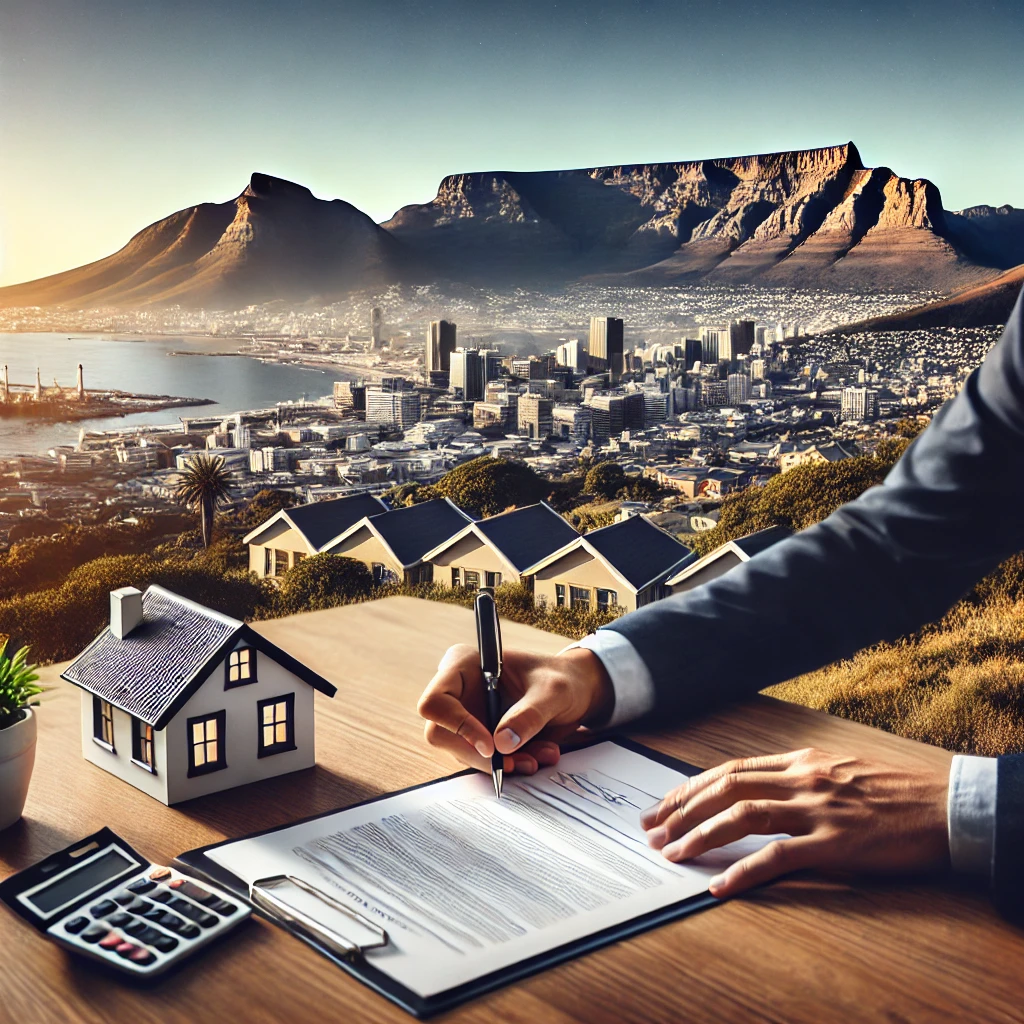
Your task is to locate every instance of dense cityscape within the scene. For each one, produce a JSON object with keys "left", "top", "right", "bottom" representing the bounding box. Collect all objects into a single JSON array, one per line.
[{"left": 0, "top": 286, "right": 1001, "bottom": 548}]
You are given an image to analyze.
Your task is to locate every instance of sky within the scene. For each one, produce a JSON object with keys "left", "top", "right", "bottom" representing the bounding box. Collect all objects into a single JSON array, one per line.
[{"left": 1, "top": 0, "right": 1022, "bottom": 287}]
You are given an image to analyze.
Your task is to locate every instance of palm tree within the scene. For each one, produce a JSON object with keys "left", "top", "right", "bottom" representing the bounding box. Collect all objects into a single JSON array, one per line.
[{"left": 176, "top": 453, "right": 233, "bottom": 548}]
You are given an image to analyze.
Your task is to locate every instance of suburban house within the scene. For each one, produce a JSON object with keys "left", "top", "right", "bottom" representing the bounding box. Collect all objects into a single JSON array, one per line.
[
  {"left": 664, "top": 525, "right": 793, "bottom": 594},
  {"left": 244, "top": 492, "right": 388, "bottom": 578},
  {"left": 61, "top": 585, "right": 337, "bottom": 806},
  {"left": 524, "top": 514, "right": 692, "bottom": 612},
  {"left": 779, "top": 441, "right": 856, "bottom": 473},
  {"left": 422, "top": 502, "right": 579, "bottom": 592},
  {"left": 320, "top": 497, "right": 473, "bottom": 585}
]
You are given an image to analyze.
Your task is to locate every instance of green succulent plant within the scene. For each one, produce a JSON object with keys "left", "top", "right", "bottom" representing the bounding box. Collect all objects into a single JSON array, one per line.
[{"left": 0, "top": 636, "right": 41, "bottom": 730}]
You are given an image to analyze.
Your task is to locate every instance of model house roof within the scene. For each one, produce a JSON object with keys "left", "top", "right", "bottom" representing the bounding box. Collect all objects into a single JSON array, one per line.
[
  {"left": 422, "top": 502, "right": 579, "bottom": 574},
  {"left": 665, "top": 525, "right": 793, "bottom": 587},
  {"left": 61, "top": 585, "right": 336, "bottom": 730},
  {"left": 324, "top": 497, "right": 474, "bottom": 568},
  {"left": 242, "top": 492, "right": 388, "bottom": 551},
  {"left": 524, "top": 514, "right": 690, "bottom": 593}
]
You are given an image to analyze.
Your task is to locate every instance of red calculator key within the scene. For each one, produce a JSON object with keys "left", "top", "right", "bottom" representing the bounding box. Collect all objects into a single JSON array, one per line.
[
  {"left": 168, "top": 878, "right": 184, "bottom": 889},
  {"left": 128, "top": 948, "right": 155, "bottom": 965},
  {"left": 115, "top": 942, "right": 138, "bottom": 957},
  {"left": 98, "top": 932, "right": 123, "bottom": 950}
]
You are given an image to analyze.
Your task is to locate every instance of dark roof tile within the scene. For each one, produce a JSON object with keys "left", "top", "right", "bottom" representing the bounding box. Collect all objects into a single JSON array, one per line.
[
  {"left": 585, "top": 515, "right": 690, "bottom": 590},
  {"left": 286, "top": 493, "right": 389, "bottom": 549},
  {"left": 371, "top": 499, "right": 472, "bottom": 567},
  {"left": 475, "top": 504, "right": 579, "bottom": 572}
]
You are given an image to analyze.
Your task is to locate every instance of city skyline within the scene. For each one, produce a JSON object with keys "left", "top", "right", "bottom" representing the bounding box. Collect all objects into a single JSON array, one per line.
[{"left": 2, "top": 0, "right": 1023, "bottom": 287}]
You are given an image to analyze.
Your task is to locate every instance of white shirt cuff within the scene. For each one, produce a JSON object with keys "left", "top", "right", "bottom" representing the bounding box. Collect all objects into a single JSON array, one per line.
[
  {"left": 947, "top": 754, "right": 997, "bottom": 876},
  {"left": 560, "top": 630, "right": 656, "bottom": 729}
]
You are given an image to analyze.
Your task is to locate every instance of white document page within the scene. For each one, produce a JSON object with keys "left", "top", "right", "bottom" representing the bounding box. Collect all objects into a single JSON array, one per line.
[{"left": 206, "top": 741, "right": 777, "bottom": 998}]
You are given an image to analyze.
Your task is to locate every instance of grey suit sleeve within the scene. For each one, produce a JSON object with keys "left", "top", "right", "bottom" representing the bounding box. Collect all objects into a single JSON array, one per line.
[{"left": 603, "top": 287, "right": 1024, "bottom": 721}]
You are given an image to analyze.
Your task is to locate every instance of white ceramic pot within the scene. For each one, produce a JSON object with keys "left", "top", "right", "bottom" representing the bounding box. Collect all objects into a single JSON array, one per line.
[{"left": 0, "top": 707, "right": 37, "bottom": 831}]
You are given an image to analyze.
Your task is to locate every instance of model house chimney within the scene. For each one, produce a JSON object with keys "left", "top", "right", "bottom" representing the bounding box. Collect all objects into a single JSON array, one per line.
[{"left": 110, "top": 587, "right": 144, "bottom": 639}]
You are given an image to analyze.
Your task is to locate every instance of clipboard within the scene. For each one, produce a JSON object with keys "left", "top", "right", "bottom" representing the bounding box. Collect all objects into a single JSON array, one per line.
[{"left": 174, "top": 737, "right": 720, "bottom": 1018}]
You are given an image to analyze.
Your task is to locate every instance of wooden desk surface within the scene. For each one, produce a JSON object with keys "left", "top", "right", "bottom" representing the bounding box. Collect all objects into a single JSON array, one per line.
[{"left": 2, "top": 596, "right": 1021, "bottom": 1023}]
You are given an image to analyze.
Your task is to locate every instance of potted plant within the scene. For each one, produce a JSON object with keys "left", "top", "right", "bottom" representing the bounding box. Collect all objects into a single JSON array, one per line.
[{"left": 0, "top": 637, "right": 42, "bottom": 831}]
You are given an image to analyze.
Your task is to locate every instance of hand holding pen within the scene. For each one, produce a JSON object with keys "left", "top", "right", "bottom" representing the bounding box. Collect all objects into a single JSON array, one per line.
[{"left": 474, "top": 590, "right": 505, "bottom": 799}]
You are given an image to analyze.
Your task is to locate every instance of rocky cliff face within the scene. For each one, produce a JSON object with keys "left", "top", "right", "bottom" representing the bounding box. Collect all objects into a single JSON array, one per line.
[
  {"left": 0, "top": 173, "right": 406, "bottom": 308},
  {"left": 384, "top": 142, "right": 1006, "bottom": 292}
]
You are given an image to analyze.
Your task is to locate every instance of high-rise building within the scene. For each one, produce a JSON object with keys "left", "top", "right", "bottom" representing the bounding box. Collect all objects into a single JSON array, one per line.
[
  {"left": 588, "top": 391, "right": 643, "bottom": 443},
  {"left": 517, "top": 393, "right": 554, "bottom": 440},
  {"left": 426, "top": 320, "right": 457, "bottom": 374},
  {"left": 379, "top": 376, "right": 407, "bottom": 393},
  {"left": 480, "top": 349, "right": 503, "bottom": 383},
  {"left": 473, "top": 396, "right": 518, "bottom": 433},
  {"left": 700, "top": 325, "right": 731, "bottom": 365},
  {"left": 510, "top": 356, "right": 546, "bottom": 380},
  {"left": 683, "top": 338, "right": 702, "bottom": 371},
  {"left": 727, "top": 373, "right": 752, "bottom": 405},
  {"left": 556, "top": 339, "right": 587, "bottom": 372},
  {"left": 749, "top": 359, "right": 767, "bottom": 381},
  {"left": 729, "top": 320, "right": 755, "bottom": 357},
  {"left": 701, "top": 380, "right": 729, "bottom": 408},
  {"left": 642, "top": 389, "right": 669, "bottom": 426},
  {"left": 450, "top": 348, "right": 485, "bottom": 402},
  {"left": 552, "top": 404, "right": 591, "bottom": 444},
  {"left": 589, "top": 317, "right": 624, "bottom": 378},
  {"left": 334, "top": 381, "right": 367, "bottom": 411},
  {"left": 365, "top": 388, "right": 422, "bottom": 430},
  {"left": 370, "top": 307, "right": 383, "bottom": 350},
  {"left": 841, "top": 386, "right": 878, "bottom": 422}
]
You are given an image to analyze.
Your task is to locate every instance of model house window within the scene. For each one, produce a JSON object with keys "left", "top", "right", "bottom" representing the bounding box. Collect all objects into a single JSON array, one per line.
[
  {"left": 226, "top": 646, "right": 256, "bottom": 688},
  {"left": 485, "top": 572, "right": 502, "bottom": 589},
  {"left": 257, "top": 694, "right": 296, "bottom": 757},
  {"left": 131, "top": 718, "right": 155, "bottom": 772},
  {"left": 596, "top": 589, "right": 618, "bottom": 610},
  {"left": 464, "top": 570, "right": 480, "bottom": 591},
  {"left": 187, "top": 711, "right": 226, "bottom": 777},
  {"left": 92, "top": 697, "right": 115, "bottom": 749},
  {"left": 555, "top": 584, "right": 566, "bottom": 608},
  {"left": 451, "top": 567, "right": 461, "bottom": 588},
  {"left": 264, "top": 548, "right": 273, "bottom": 576},
  {"left": 569, "top": 586, "right": 591, "bottom": 610}
]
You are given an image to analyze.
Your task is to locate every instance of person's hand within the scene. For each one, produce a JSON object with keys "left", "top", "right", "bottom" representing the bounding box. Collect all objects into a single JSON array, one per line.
[
  {"left": 640, "top": 748, "right": 950, "bottom": 898},
  {"left": 417, "top": 644, "right": 613, "bottom": 775}
]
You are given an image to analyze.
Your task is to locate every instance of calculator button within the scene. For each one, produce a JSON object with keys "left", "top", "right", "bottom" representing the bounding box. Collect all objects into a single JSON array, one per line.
[
  {"left": 128, "top": 948, "right": 156, "bottom": 965},
  {"left": 152, "top": 933, "right": 179, "bottom": 953},
  {"left": 90, "top": 900, "right": 117, "bottom": 918},
  {"left": 107, "top": 913, "right": 131, "bottom": 927},
  {"left": 168, "top": 897, "right": 216, "bottom": 926},
  {"left": 113, "top": 889, "right": 135, "bottom": 906},
  {"left": 81, "top": 925, "right": 107, "bottom": 943},
  {"left": 114, "top": 941, "right": 138, "bottom": 957},
  {"left": 99, "top": 931, "right": 123, "bottom": 950},
  {"left": 135, "top": 925, "right": 166, "bottom": 946},
  {"left": 151, "top": 888, "right": 173, "bottom": 904},
  {"left": 176, "top": 881, "right": 215, "bottom": 904},
  {"left": 127, "top": 898, "right": 152, "bottom": 914},
  {"left": 124, "top": 919, "right": 147, "bottom": 937},
  {"left": 156, "top": 911, "right": 187, "bottom": 932},
  {"left": 127, "top": 879, "right": 155, "bottom": 894},
  {"left": 64, "top": 916, "right": 89, "bottom": 934},
  {"left": 149, "top": 867, "right": 171, "bottom": 881},
  {"left": 208, "top": 899, "right": 237, "bottom": 916},
  {"left": 168, "top": 878, "right": 184, "bottom": 889},
  {"left": 178, "top": 922, "right": 201, "bottom": 940},
  {"left": 142, "top": 906, "right": 166, "bottom": 921}
]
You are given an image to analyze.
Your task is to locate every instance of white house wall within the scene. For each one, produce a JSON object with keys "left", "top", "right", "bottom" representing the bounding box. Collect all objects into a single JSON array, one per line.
[
  {"left": 78, "top": 690, "right": 170, "bottom": 804},
  {"left": 164, "top": 650, "right": 316, "bottom": 805}
]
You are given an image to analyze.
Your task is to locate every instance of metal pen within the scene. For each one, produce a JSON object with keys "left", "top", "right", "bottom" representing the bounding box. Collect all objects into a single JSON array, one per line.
[{"left": 474, "top": 590, "right": 504, "bottom": 800}]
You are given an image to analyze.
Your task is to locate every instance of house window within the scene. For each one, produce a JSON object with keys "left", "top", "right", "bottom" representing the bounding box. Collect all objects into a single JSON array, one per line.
[
  {"left": 451, "top": 567, "right": 461, "bottom": 588},
  {"left": 131, "top": 718, "right": 155, "bottom": 772},
  {"left": 569, "top": 586, "right": 591, "bottom": 610},
  {"left": 485, "top": 571, "right": 502, "bottom": 589},
  {"left": 273, "top": 549, "right": 289, "bottom": 577},
  {"left": 371, "top": 562, "right": 387, "bottom": 585},
  {"left": 596, "top": 588, "right": 618, "bottom": 611},
  {"left": 294, "top": 552, "right": 307, "bottom": 565},
  {"left": 555, "top": 584, "right": 566, "bottom": 608},
  {"left": 187, "top": 711, "right": 226, "bottom": 777},
  {"left": 464, "top": 570, "right": 480, "bottom": 592},
  {"left": 226, "top": 646, "right": 256, "bottom": 688},
  {"left": 92, "top": 697, "right": 115, "bottom": 750},
  {"left": 257, "top": 694, "right": 296, "bottom": 757},
  {"left": 416, "top": 563, "right": 433, "bottom": 585},
  {"left": 264, "top": 548, "right": 273, "bottom": 576}
]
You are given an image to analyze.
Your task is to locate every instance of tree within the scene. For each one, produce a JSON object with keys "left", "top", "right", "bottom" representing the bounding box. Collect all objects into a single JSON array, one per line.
[
  {"left": 278, "top": 554, "right": 373, "bottom": 613},
  {"left": 617, "top": 474, "right": 662, "bottom": 502},
  {"left": 583, "top": 462, "right": 625, "bottom": 500},
  {"left": 176, "top": 453, "right": 233, "bottom": 548},
  {"left": 233, "top": 489, "right": 296, "bottom": 531},
  {"left": 431, "top": 456, "right": 546, "bottom": 517}
]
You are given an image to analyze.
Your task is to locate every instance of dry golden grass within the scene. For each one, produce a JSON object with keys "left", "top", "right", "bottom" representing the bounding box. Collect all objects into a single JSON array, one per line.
[{"left": 767, "top": 597, "right": 1024, "bottom": 756}]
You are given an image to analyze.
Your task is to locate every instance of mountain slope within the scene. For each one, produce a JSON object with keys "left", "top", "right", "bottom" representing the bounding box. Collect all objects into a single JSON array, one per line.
[
  {"left": 0, "top": 173, "right": 406, "bottom": 309},
  {"left": 384, "top": 142, "right": 1007, "bottom": 292},
  {"left": 833, "top": 262, "right": 1024, "bottom": 332}
]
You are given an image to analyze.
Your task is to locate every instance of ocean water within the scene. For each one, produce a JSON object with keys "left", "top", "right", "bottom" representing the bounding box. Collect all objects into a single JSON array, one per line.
[{"left": 0, "top": 334, "right": 347, "bottom": 457}]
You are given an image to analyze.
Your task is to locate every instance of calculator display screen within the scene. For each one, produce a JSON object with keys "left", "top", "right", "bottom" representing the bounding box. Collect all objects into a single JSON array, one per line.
[{"left": 26, "top": 849, "right": 135, "bottom": 915}]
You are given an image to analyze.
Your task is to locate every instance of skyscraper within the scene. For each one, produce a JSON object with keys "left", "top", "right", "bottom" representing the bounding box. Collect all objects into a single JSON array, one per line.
[
  {"left": 699, "top": 325, "right": 731, "bottom": 365},
  {"left": 729, "top": 320, "right": 755, "bottom": 357},
  {"left": 517, "top": 393, "right": 554, "bottom": 440},
  {"left": 556, "top": 339, "right": 587, "bottom": 372},
  {"left": 450, "top": 348, "right": 485, "bottom": 402},
  {"left": 683, "top": 338, "right": 702, "bottom": 371},
  {"left": 589, "top": 317, "right": 624, "bottom": 378},
  {"left": 426, "top": 320, "right": 457, "bottom": 374}
]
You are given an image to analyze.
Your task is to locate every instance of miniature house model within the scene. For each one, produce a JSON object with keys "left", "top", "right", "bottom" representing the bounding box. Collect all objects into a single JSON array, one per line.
[{"left": 61, "top": 585, "right": 337, "bottom": 805}]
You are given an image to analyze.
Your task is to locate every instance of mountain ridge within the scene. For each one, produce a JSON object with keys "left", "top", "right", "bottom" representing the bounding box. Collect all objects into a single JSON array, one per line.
[{"left": 1, "top": 144, "right": 1019, "bottom": 310}]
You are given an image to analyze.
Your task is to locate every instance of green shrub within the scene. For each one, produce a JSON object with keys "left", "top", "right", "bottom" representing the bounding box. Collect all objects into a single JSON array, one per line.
[{"left": 276, "top": 554, "right": 372, "bottom": 613}]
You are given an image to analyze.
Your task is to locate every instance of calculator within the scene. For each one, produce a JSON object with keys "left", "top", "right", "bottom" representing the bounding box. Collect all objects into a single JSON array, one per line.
[{"left": 0, "top": 827, "right": 250, "bottom": 977}]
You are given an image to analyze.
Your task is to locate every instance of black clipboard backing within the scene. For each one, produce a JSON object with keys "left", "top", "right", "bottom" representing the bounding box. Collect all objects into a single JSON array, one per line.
[{"left": 174, "top": 737, "right": 719, "bottom": 1018}]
